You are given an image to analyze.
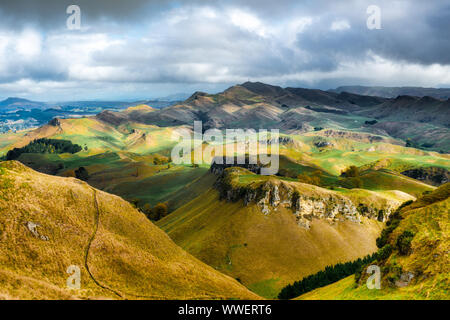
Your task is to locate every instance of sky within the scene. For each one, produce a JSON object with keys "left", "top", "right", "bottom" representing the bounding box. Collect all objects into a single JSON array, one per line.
[{"left": 0, "top": 0, "right": 449, "bottom": 101}]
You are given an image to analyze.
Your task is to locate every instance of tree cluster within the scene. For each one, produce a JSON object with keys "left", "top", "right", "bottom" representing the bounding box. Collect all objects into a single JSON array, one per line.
[
  {"left": 340, "top": 165, "right": 360, "bottom": 178},
  {"left": 6, "top": 138, "right": 82, "bottom": 160},
  {"left": 75, "top": 167, "right": 89, "bottom": 181},
  {"left": 297, "top": 170, "right": 322, "bottom": 186},
  {"left": 142, "top": 202, "right": 168, "bottom": 221},
  {"left": 279, "top": 199, "right": 416, "bottom": 300}
]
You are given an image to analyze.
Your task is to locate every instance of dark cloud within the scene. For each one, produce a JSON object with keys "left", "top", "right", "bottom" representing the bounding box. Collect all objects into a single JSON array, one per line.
[
  {"left": 294, "top": 0, "right": 450, "bottom": 66},
  {"left": 0, "top": 0, "right": 182, "bottom": 31},
  {"left": 0, "top": 0, "right": 449, "bottom": 100}
]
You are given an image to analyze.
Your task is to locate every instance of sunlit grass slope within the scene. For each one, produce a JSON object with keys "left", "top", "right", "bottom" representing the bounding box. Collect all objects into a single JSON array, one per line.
[
  {"left": 158, "top": 185, "right": 389, "bottom": 298},
  {"left": 0, "top": 117, "right": 182, "bottom": 156},
  {"left": 0, "top": 161, "right": 259, "bottom": 300},
  {"left": 298, "top": 184, "right": 449, "bottom": 300},
  {"left": 283, "top": 134, "right": 450, "bottom": 177}
]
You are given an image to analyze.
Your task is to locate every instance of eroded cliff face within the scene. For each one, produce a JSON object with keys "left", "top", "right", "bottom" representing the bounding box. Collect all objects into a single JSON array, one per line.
[{"left": 213, "top": 168, "right": 394, "bottom": 229}]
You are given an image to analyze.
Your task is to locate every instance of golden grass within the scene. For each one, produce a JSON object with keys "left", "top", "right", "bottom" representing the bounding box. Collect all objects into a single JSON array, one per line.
[
  {"left": 0, "top": 161, "right": 260, "bottom": 300},
  {"left": 158, "top": 189, "right": 384, "bottom": 298}
]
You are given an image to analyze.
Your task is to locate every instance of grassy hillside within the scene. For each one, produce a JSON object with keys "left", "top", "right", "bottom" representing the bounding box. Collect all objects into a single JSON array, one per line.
[
  {"left": 0, "top": 117, "right": 183, "bottom": 156},
  {"left": 0, "top": 161, "right": 259, "bottom": 300},
  {"left": 297, "top": 184, "right": 449, "bottom": 300},
  {"left": 354, "top": 169, "right": 434, "bottom": 197},
  {"left": 0, "top": 117, "right": 206, "bottom": 208},
  {"left": 156, "top": 163, "right": 420, "bottom": 299},
  {"left": 104, "top": 165, "right": 209, "bottom": 209}
]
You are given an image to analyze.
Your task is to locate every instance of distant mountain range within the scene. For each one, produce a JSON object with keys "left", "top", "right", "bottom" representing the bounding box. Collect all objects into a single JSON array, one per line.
[
  {"left": 0, "top": 96, "right": 182, "bottom": 133},
  {"left": 1, "top": 83, "right": 449, "bottom": 151},
  {"left": 0, "top": 97, "right": 181, "bottom": 110},
  {"left": 96, "top": 81, "right": 449, "bottom": 152},
  {"left": 0, "top": 97, "right": 46, "bottom": 109},
  {"left": 330, "top": 86, "right": 450, "bottom": 99}
]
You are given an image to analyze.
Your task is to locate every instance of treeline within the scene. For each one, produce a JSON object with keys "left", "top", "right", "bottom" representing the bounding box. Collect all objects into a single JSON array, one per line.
[
  {"left": 6, "top": 138, "right": 82, "bottom": 160},
  {"left": 278, "top": 252, "right": 377, "bottom": 300}
]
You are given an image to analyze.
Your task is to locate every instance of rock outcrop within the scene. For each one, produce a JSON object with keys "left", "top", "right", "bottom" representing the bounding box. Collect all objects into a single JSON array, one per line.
[
  {"left": 320, "top": 129, "right": 388, "bottom": 144},
  {"left": 48, "top": 117, "right": 61, "bottom": 126},
  {"left": 213, "top": 168, "right": 393, "bottom": 229},
  {"left": 25, "top": 221, "right": 49, "bottom": 241},
  {"left": 210, "top": 157, "right": 263, "bottom": 175}
]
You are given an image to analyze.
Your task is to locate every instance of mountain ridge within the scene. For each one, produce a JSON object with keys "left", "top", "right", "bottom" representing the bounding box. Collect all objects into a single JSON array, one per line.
[
  {"left": 86, "top": 81, "right": 450, "bottom": 152},
  {"left": 331, "top": 85, "right": 450, "bottom": 99}
]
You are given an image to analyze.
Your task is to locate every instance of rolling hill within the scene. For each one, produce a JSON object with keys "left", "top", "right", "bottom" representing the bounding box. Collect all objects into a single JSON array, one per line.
[
  {"left": 0, "top": 97, "right": 46, "bottom": 109},
  {"left": 0, "top": 160, "right": 259, "bottom": 299},
  {"left": 0, "top": 109, "right": 447, "bottom": 210}
]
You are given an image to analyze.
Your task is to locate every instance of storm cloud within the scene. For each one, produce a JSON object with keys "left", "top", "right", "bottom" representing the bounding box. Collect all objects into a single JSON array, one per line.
[{"left": 0, "top": 0, "right": 449, "bottom": 100}]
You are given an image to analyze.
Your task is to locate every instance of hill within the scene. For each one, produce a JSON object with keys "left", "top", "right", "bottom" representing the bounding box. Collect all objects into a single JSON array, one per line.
[
  {"left": 88, "top": 82, "right": 450, "bottom": 152},
  {"left": 0, "top": 97, "right": 46, "bottom": 109},
  {"left": 157, "top": 167, "right": 417, "bottom": 298},
  {"left": 0, "top": 161, "right": 259, "bottom": 299},
  {"left": 297, "top": 183, "right": 449, "bottom": 300},
  {"left": 1, "top": 115, "right": 447, "bottom": 209},
  {"left": 0, "top": 81, "right": 448, "bottom": 300},
  {"left": 331, "top": 86, "right": 450, "bottom": 99}
]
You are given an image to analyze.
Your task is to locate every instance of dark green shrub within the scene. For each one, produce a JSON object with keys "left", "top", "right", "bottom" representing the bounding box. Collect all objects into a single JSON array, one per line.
[
  {"left": 144, "top": 202, "right": 169, "bottom": 221},
  {"left": 376, "top": 244, "right": 393, "bottom": 260},
  {"left": 74, "top": 167, "right": 89, "bottom": 181},
  {"left": 375, "top": 202, "right": 409, "bottom": 248},
  {"left": 397, "top": 200, "right": 413, "bottom": 210},
  {"left": 396, "top": 231, "right": 414, "bottom": 255},
  {"left": 341, "top": 165, "right": 360, "bottom": 178}
]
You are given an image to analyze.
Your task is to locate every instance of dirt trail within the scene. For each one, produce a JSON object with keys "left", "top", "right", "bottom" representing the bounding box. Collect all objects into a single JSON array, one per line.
[
  {"left": 84, "top": 188, "right": 229, "bottom": 299},
  {"left": 84, "top": 188, "right": 123, "bottom": 298}
]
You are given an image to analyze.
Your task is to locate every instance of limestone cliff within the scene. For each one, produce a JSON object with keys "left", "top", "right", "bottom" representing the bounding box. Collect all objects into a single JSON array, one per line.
[{"left": 213, "top": 167, "right": 398, "bottom": 229}]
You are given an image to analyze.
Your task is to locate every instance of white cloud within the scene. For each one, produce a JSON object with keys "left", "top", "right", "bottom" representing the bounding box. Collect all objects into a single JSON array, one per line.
[
  {"left": 330, "top": 20, "right": 350, "bottom": 31},
  {"left": 229, "top": 9, "right": 268, "bottom": 37},
  {"left": 15, "top": 29, "right": 42, "bottom": 58},
  {"left": 199, "top": 7, "right": 218, "bottom": 19}
]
